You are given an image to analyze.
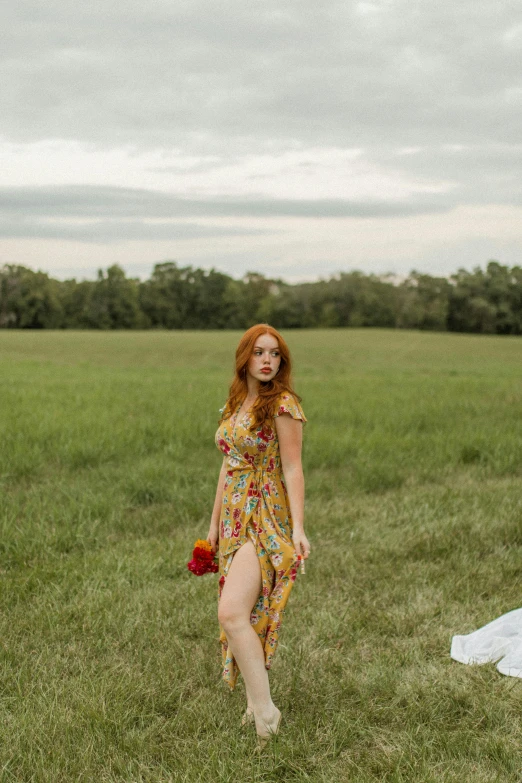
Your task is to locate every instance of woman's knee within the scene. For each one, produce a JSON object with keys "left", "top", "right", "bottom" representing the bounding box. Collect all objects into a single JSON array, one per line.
[{"left": 218, "top": 599, "right": 248, "bottom": 633}]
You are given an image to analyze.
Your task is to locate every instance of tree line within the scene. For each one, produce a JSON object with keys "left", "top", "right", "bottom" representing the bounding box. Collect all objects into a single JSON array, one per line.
[{"left": 0, "top": 260, "right": 521, "bottom": 334}]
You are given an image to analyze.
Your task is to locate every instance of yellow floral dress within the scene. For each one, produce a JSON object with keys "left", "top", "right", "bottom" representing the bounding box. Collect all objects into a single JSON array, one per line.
[{"left": 215, "top": 392, "right": 307, "bottom": 690}]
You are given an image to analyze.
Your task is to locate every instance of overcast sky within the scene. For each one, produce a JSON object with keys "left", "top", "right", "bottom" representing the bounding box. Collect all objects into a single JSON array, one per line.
[{"left": 1, "top": 0, "right": 521, "bottom": 281}]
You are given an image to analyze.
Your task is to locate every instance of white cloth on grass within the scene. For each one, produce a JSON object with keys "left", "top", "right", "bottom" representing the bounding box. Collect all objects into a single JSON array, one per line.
[{"left": 451, "top": 607, "right": 522, "bottom": 679}]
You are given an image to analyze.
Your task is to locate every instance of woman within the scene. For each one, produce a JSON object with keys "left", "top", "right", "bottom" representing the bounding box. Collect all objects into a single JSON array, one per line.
[{"left": 207, "top": 324, "right": 310, "bottom": 749}]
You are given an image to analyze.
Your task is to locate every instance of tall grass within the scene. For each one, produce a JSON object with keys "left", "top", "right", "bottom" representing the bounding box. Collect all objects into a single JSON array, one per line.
[{"left": 0, "top": 329, "right": 521, "bottom": 782}]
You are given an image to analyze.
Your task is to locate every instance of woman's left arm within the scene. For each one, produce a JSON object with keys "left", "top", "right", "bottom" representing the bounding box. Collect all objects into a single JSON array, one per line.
[{"left": 275, "top": 414, "right": 311, "bottom": 560}]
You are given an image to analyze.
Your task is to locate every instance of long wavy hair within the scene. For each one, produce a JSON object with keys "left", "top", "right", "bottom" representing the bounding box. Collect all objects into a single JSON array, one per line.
[{"left": 220, "top": 324, "right": 301, "bottom": 430}]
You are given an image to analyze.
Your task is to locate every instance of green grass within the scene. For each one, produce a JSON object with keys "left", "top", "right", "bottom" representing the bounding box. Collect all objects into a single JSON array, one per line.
[{"left": 0, "top": 329, "right": 521, "bottom": 782}]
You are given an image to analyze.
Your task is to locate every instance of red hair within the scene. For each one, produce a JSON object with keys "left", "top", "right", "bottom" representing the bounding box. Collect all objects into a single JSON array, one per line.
[{"left": 220, "top": 324, "right": 301, "bottom": 430}]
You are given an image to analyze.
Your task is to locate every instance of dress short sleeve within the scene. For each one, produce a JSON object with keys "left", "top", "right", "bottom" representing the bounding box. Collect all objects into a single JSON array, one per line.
[{"left": 274, "top": 392, "right": 307, "bottom": 423}]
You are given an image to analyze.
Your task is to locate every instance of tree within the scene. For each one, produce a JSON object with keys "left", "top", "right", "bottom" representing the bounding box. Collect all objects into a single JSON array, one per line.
[
  {"left": 1, "top": 259, "right": 521, "bottom": 333},
  {"left": 0, "top": 265, "right": 63, "bottom": 328},
  {"left": 447, "top": 262, "right": 522, "bottom": 334},
  {"left": 86, "top": 265, "right": 145, "bottom": 329},
  {"left": 398, "top": 273, "right": 451, "bottom": 330}
]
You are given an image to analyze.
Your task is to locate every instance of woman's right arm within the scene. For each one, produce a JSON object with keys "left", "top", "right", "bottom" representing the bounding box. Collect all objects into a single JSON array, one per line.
[{"left": 207, "top": 457, "right": 227, "bottom": 552}]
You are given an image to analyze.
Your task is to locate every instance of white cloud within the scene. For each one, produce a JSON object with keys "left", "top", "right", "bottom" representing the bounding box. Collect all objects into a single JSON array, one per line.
[
  {"left": 1, "top": 0, "right": 521, "bottom": 279},
  {"left": 2, "top": 205, "right": 520, "bottom": 283}
]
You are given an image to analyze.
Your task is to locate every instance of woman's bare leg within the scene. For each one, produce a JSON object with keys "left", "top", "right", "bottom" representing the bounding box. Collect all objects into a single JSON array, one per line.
[{"left": 218, "top": 540, "right": 280, "bottom": 738}]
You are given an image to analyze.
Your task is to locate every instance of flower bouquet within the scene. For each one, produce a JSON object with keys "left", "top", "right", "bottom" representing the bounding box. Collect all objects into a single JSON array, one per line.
[{"left": 187, "top": 539, "right": 219, "bottom": 576}]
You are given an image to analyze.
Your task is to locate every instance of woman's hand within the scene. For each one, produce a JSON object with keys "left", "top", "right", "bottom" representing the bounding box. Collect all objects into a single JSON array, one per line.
[
  {"left": 293, "top": 529, "right": 311, "bottom": 560},
  {"left": 207, "top": 521, "right": 219, "bottom": 553}
]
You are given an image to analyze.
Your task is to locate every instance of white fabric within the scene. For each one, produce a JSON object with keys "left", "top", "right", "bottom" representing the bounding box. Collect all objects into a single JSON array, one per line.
[{"left": 451, "top": 607, "right": 522, "bottom": 679}]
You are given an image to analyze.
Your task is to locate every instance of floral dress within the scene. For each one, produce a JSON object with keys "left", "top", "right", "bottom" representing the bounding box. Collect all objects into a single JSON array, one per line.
[{"left": 215, "top": 392, "right": 307, "bottom": 690}]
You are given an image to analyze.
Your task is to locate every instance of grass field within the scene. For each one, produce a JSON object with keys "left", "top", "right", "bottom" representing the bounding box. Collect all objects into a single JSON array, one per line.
[{"left": 0, "top": 329, "right": 521, "bottom": 783}]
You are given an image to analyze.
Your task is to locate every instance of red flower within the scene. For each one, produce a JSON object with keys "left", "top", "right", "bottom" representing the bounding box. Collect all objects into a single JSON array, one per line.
[
  {"left": 187, "top": 539, "right": 219, "bottom": 576},
  {"left": 193, "top": 546, "right": 214, "bottom": 562},
  {"left": 218, "top": 438, "right": 231, "bottom": 454},
  {"left": 187, "top": 559, "right": 206, "bottom": 576},
  {"left": 258, "top": 427, "right": 274, "bottom": 443}
]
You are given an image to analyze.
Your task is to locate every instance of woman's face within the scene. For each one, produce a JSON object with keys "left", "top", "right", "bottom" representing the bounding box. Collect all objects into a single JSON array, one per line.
[{"left": 247, "top": 332, "right": 281, "bottom": 384}]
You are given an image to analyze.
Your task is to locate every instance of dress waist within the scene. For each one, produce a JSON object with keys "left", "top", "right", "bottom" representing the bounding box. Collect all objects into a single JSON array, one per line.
[{"left": 227, "top": 463, "right": 279, "bottom": 477}]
